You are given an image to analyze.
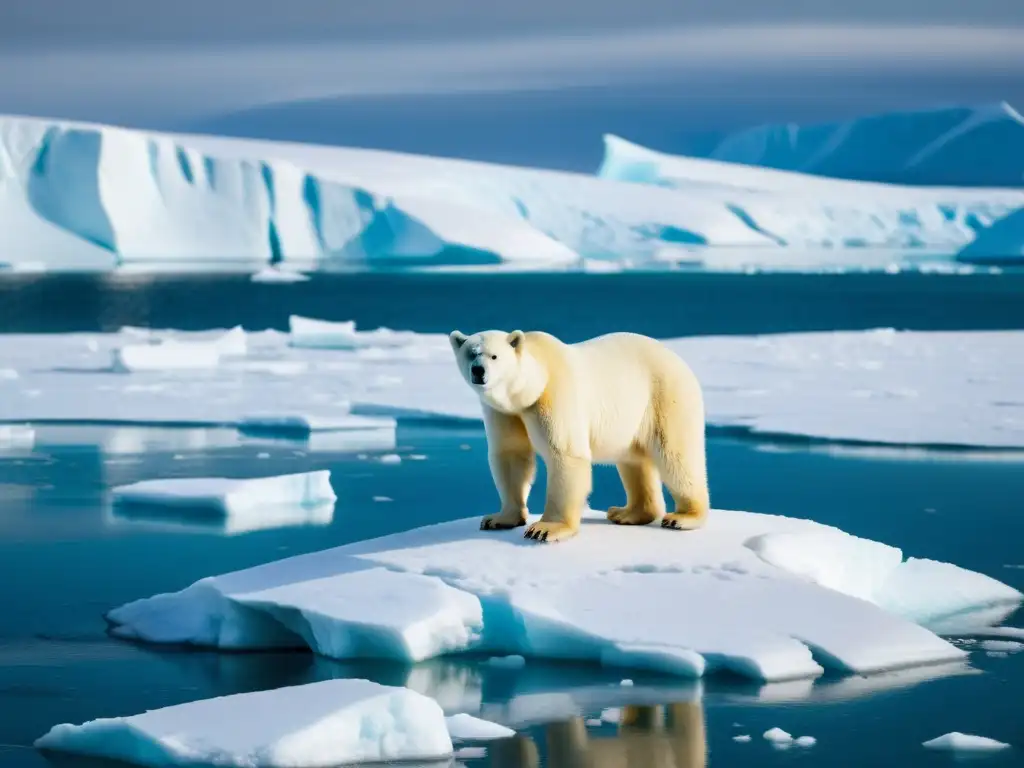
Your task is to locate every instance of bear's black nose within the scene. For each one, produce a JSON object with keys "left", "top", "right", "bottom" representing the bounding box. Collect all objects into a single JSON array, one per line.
[{"left": 470, "top": 364, "right": 485, "bottom": 383}]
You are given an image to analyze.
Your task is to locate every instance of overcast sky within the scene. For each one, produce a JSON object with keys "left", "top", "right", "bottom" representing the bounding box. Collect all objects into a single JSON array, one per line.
[
  {"left": 3, "top": 0, "right": 1023, "bottom": 45},
  {"left": 1, "top": 1, "right": 1022, "bottom": 133}
]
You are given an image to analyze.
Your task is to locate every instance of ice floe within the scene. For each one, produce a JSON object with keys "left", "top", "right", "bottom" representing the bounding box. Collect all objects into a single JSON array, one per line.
[
  {"left": 111, "top": 470, "right": 336, "bottom": 517},
  {"left": 0, "top": 325, "right": 1020, "bottom": 449},
  {"left": 35, "top": 679, "right": 456, "bottom": 768},
  {"left": 107, "top": 509, "right": 1021, "bottom": 683}
]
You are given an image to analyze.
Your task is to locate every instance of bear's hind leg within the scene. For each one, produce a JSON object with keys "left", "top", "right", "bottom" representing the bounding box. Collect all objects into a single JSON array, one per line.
[
  {"left": 607, "top": 458, "right": 664, "bottom": 525},
  {"left": 652, "top": 407, "right": 710, "bottom": 531},
  {"left": 525, "top": 454, "right": 591, "bottom": 543}
]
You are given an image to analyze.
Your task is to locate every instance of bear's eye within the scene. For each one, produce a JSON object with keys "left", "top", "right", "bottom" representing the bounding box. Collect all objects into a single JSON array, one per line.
[{"left": 490, "top": 354, "right": 497, "bottom": 360}]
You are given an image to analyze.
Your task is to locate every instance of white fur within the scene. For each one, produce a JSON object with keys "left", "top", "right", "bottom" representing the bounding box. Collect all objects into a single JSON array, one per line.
[{"left": 449, "top": 329, "right": 710, "bottom": 542}]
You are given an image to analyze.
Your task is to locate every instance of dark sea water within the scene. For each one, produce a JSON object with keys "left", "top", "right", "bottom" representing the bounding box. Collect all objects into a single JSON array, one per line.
[
  {"left": 0, "top": 423, "right": 1022, "bottom": 768},
  {"left": 2, "top": 271, "right": 1024, "bottom": 338}
]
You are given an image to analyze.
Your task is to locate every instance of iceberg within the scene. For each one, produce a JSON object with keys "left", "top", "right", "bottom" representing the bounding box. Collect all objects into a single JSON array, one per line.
[
  {"left": 106, "top": 509, "right": 1021, "bottom": 683},
  {"left": 34, "top": 679, "right": 456, "bottom": 768},
  {"left": 4, "top": 111, "right": 1023, "bottom": 272},
  {"left": 110, "top": 470, "right": 337, "bottom": 516},
  {"left": 672, "top": 102, "right": 1024, "bottom": 188}
]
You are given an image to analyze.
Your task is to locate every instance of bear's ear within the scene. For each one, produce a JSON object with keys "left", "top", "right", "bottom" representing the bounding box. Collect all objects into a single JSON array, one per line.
[
  {"left": 449, "top": 330, "right": 468, "bottom": 352},
  {"left": 507, "top": 330, "right": 525, "bottom": 352}
]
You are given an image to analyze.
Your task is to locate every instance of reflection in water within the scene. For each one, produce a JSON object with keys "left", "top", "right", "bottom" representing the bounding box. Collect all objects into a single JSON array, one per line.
[
  {"left": 105, "top": 498, "right": 337, "bottom": 535},
  {"left": 493, "top": 703, "right": 706, "bottom": 768}
]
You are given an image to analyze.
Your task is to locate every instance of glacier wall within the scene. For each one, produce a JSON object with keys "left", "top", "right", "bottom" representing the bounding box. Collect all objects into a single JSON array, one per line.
[{"left": 2, "top": 112, "right": 1024, "bottom": 271}]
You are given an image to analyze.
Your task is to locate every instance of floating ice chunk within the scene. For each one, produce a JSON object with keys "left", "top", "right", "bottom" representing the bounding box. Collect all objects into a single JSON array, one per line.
[
  {"left": 733, "top": 735, "right": 752, "bottom": 743},
  {"left": 237, "top": 412, "right": 395, "bottom": 434},
  {"left": 0, "top": 424, "right": 35, "bottom": 452},
  {"left": 251, "top": 267, "right": 310, "bottom": 283},
  {"left": 922, "top": 732, "right": 1011, "bottom": 752},
  {"left": 378, "top": 453, "right": 402, "bottom": 464},
  {"left": 763, "top": 727, "right": 792, "bottom": 744},
  {"left": 979, "top": 640, "right": 1023, "bottom": 652},
  {"left": 795, "top": 736, "right": 817, "bottom": 747},
  {"left": 111, "top": 470, "right": 336, "bottom": 517},
  {"left": 445, "top": 713, "right": 515, "bottom": 740},
  {"left": 288, "top": 316, "right": 422, "bottom": 350},
  {"left": 112, "top": 341, "right": 221, "bottom": 372},
  {"left": 108, "top": 499, "right": 335, "bottom": 536},
  {"left": 455, "top": 746, "right": 487, "bottom": 759},
  {"left": 106, "top": 510, "right": 1018, "bottom": 682},
  {"left": 34, "top": 679, "right": 454, "bottom": 767},
  {"left": 619, "top": 679, "right": 633, "bottom": 686}
]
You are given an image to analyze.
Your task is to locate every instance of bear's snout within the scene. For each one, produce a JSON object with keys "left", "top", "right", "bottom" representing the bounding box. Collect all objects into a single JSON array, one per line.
[{"left": 470, "top": 364, "right": 486, "bottom": 385}]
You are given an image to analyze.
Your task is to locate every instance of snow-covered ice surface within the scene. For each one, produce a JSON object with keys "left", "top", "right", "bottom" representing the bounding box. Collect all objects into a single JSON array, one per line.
[
  {"left": 3, "top": 111, "right": 1023, "bottom": 272},
  {"left": 673, "top": 102, "right": 1024, "bottom": 189},
  {"left": 34, "top": 679, "right": 455, "bottom": 768},
  {"left": 111, "top": 470, "right": 337, "bottom": 517},
  {"left": 107, "top": 509, "right": 1021, "bottom": 683},
  {"left": 0, "top": 325, "right": 1022, "bottom": 449},
  {"left": 922, "top": 732, "right": 1012, "bottom": 752}
]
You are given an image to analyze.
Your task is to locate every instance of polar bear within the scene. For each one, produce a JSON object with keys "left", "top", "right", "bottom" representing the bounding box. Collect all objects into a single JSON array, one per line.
[{"left": 449, "top": 329, "right": 709, "bottom": 543}]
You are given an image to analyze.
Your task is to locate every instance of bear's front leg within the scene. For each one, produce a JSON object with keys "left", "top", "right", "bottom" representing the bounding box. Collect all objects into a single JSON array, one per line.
[
  {"left": 525, "top": 453, "right": 591, "bottom": 543},
  {"left": 481, "top": 447, "right": 536, "bottom": 530}
]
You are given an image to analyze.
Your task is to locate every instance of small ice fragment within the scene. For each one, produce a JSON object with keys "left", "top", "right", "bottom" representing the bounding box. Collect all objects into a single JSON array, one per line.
[
  {"left": 251, "top": 267, "right": 310, "bottom": 283},
  {"left": 922, "top": 732, "right": 1010, "bottom": 751},
  {"left": 408, "top": 454, "right": 428, "bottom": 461},
  {"left": 620, "top": 679, "right": 634, "bottom": 686},
  {"left": 795, "top": 736, "right": 816, "bottom": 747},
  {"left": 454, "top": 747, "right": 487, "bottom": 759},
  {"left": 256, "top": 453, "right": 270, "bottom": 459},
  {"left": 763, "top": 727, "right": 793, "bottom": 744},
  {"left": 733, "top": 735, "right": 751, "bottom": 743},
  {"left": 979, "top": 640, "right": 1023, "bottom": 652},
  {"left": 445, "top": 713, "right": 515, "bottom": 740},
  {"left": 379, "top": 454, "right": 402, "bottom": 464},
  {"left": 373, "top": 496, "right": 393, "bottom": 503}
]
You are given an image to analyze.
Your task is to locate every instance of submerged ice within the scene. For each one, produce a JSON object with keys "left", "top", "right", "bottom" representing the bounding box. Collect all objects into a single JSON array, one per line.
[{"left": 107, "top": 509, "right": 1021, "bottom": 683}]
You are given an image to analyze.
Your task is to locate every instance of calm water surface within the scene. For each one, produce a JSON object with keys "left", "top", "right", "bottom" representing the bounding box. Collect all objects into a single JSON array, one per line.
[{"left": 0, "top": 424, "right": 1021, "bottom": 768}]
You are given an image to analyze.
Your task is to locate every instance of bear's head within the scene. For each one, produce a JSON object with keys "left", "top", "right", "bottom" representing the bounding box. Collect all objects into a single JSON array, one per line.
[{"left": 449, "top": 329, "right": 537, "bottom": 412}]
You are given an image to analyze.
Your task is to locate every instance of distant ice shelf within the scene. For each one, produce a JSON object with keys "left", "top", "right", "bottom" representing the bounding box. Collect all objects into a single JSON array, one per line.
[
  {"left": 669, "top": 102, "right": 1024, "bottom": 188},
  {"left": 2, "top": 110, "right": 1023, "bottom": 272},
  {"left": 106, "top": 509, "right": 1021, "bottom": 683}
]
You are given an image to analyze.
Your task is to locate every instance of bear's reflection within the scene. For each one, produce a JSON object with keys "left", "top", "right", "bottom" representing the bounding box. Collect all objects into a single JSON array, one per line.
[{"left": 489, "top": 702, "right": 706, "bottom": 768}]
